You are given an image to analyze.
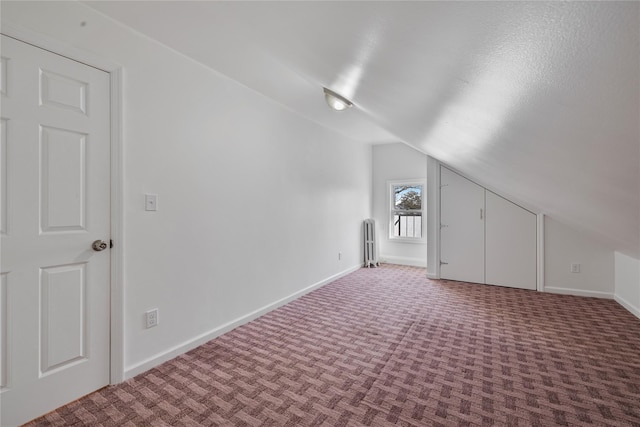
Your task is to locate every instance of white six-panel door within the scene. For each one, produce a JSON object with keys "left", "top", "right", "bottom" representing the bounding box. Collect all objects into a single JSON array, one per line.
[{"left": 0, "top": 35, "right": 111, "bottom": 426}]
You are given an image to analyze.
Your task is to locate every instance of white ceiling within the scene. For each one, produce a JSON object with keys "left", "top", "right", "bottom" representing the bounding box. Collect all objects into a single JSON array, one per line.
[{"left": 85, "top": 1, "right": 640, "bottom": 257}]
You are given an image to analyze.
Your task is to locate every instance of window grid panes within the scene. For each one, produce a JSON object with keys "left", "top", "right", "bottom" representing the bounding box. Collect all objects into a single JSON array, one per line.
[{"left": 390, "top": 183, "right": 423, "bottom": 239}]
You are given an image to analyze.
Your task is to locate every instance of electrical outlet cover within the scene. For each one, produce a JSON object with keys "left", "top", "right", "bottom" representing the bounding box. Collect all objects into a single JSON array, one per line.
[{"left": 145, "top": 309, "right": 159, "bottom": 328}]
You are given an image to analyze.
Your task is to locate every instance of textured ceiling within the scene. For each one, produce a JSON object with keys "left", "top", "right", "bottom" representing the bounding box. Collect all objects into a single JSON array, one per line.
[{"left": 85, "top": 1, "right": 640, "bottom": 257}]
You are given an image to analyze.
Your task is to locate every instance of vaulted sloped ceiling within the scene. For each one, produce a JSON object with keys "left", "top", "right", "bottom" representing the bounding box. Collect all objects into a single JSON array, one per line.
[{"left": 86, "top": 1, "right": 640, "bottom": 257}]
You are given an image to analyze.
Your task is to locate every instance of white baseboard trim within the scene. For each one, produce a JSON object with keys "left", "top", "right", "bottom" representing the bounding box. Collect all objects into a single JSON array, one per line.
[
  {"left": 614, "top": 294, "right": 640, "bottom": 320},
  {"left": 380, "top": 255, "right": 427, "bottom": 268},
  {"left": 124, "top": 264, "right": 362, "bottom": 380},
  {"left": 543, "top": 286, "right": 614, "bottom": 299}
]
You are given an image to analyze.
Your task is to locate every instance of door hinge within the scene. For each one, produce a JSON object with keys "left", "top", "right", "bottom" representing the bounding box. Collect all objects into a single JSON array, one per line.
[{"left": 110, "top": 239, "right": 114, "bottom": 249}]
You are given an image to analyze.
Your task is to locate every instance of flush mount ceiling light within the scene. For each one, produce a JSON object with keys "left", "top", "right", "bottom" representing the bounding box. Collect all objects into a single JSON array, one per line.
[{"left": 323, "top": 87, "right": 353, "bottom": 111}]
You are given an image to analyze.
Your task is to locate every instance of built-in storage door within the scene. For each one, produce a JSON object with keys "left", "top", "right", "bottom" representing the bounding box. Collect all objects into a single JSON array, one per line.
[
  {"left": 440, "top": 167, "right": 485, "bottom": 284},
  {"left": 485, "top": 191, "right": 537, "bottom": 290},
  {"left": 439, "top": 165, "right": 537, "bottom": 290}
]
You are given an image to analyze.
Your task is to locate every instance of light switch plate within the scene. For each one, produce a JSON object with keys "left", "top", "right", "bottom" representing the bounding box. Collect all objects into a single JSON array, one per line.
[{"left": 145, "top": 194, "right": 157, "bottom": 211}]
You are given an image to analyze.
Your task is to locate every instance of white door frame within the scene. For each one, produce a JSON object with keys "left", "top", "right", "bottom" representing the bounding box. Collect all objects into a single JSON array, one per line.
[{"left": 2, "top": 22, "right": 125, "bottom": 384}]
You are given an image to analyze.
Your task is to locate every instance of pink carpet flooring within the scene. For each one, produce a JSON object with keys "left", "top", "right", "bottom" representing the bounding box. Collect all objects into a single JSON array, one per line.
[{"left": 28, "top": 265, "right": 640, "bottom": 426}]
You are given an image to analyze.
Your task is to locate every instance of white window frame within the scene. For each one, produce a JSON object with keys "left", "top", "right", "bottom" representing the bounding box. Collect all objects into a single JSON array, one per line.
[{"left": 388, "top": 179, "right": 426, "bottom": 243}]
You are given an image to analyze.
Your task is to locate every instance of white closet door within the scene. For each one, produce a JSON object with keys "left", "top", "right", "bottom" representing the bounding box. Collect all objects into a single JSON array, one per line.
[
  {"left": 440, "top": 167, "right": 485, "bottom": 284},
  {"left": 485, "top": 191, "right": 537, "bottom": 290}
]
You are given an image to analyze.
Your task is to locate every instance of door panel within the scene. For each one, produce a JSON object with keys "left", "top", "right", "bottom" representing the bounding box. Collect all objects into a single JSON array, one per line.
[
  {"left": 1, "top": 118, "right": 7, "bottom": 235},
  {"left": 0, "top": 35, "right": 111, "bottom": 426},
  {"left": 40, "top": 263, "right": 87, "bottom": 373},
  {"left": 0, "top": 273, "right": 7, "bottom": 389},
  {"left": 485, "top": 191, "right": 537, "bottom": 290},
  {"left": 440, "top": 167, "right": 485, "bottom": 283},
  {"left": 40, "top": 126, "right": 88, "bottom": 232}
]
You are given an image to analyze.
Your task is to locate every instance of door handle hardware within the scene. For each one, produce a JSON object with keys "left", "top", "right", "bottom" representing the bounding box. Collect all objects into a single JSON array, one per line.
[
  {"left": 440, "top": 261, "right": 449, "bottom": 265},
  {"left": 92, "top": 240, "right": 108, "bottom": 252}
]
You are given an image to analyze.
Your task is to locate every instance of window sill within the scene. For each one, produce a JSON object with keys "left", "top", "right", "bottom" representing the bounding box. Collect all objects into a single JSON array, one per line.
[{"left": 388, "top": 237, "right": 426, "bottom": 245}]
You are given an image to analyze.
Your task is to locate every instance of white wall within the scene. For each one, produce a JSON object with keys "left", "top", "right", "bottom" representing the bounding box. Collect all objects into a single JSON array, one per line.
[
  {"left": 614, "top": 252, "right": 640, "bottom": 319},
  {"left": 372, "top": 143, "right": 427, "bottom": 267},
  {"left": 544, "top": 217, "right": 614, "bottom": 298},
  {"left": 3, "top": 2, "right": 372, "bottom": 378}
]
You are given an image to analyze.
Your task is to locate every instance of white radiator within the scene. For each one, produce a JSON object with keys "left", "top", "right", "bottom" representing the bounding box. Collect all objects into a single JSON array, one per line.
[{"left": 363, "top": 219, "right": 380, "bottom": 268}]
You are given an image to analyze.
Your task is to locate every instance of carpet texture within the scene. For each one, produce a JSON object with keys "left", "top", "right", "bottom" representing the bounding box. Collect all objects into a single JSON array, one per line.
[{"left": 27, "top": 265, "right": 640, "bottom": 426}]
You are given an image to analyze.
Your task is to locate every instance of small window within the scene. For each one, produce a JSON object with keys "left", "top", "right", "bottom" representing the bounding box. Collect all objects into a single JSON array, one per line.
[{"left": 389, "top": 181, "right": 424, "bottom": 240}]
